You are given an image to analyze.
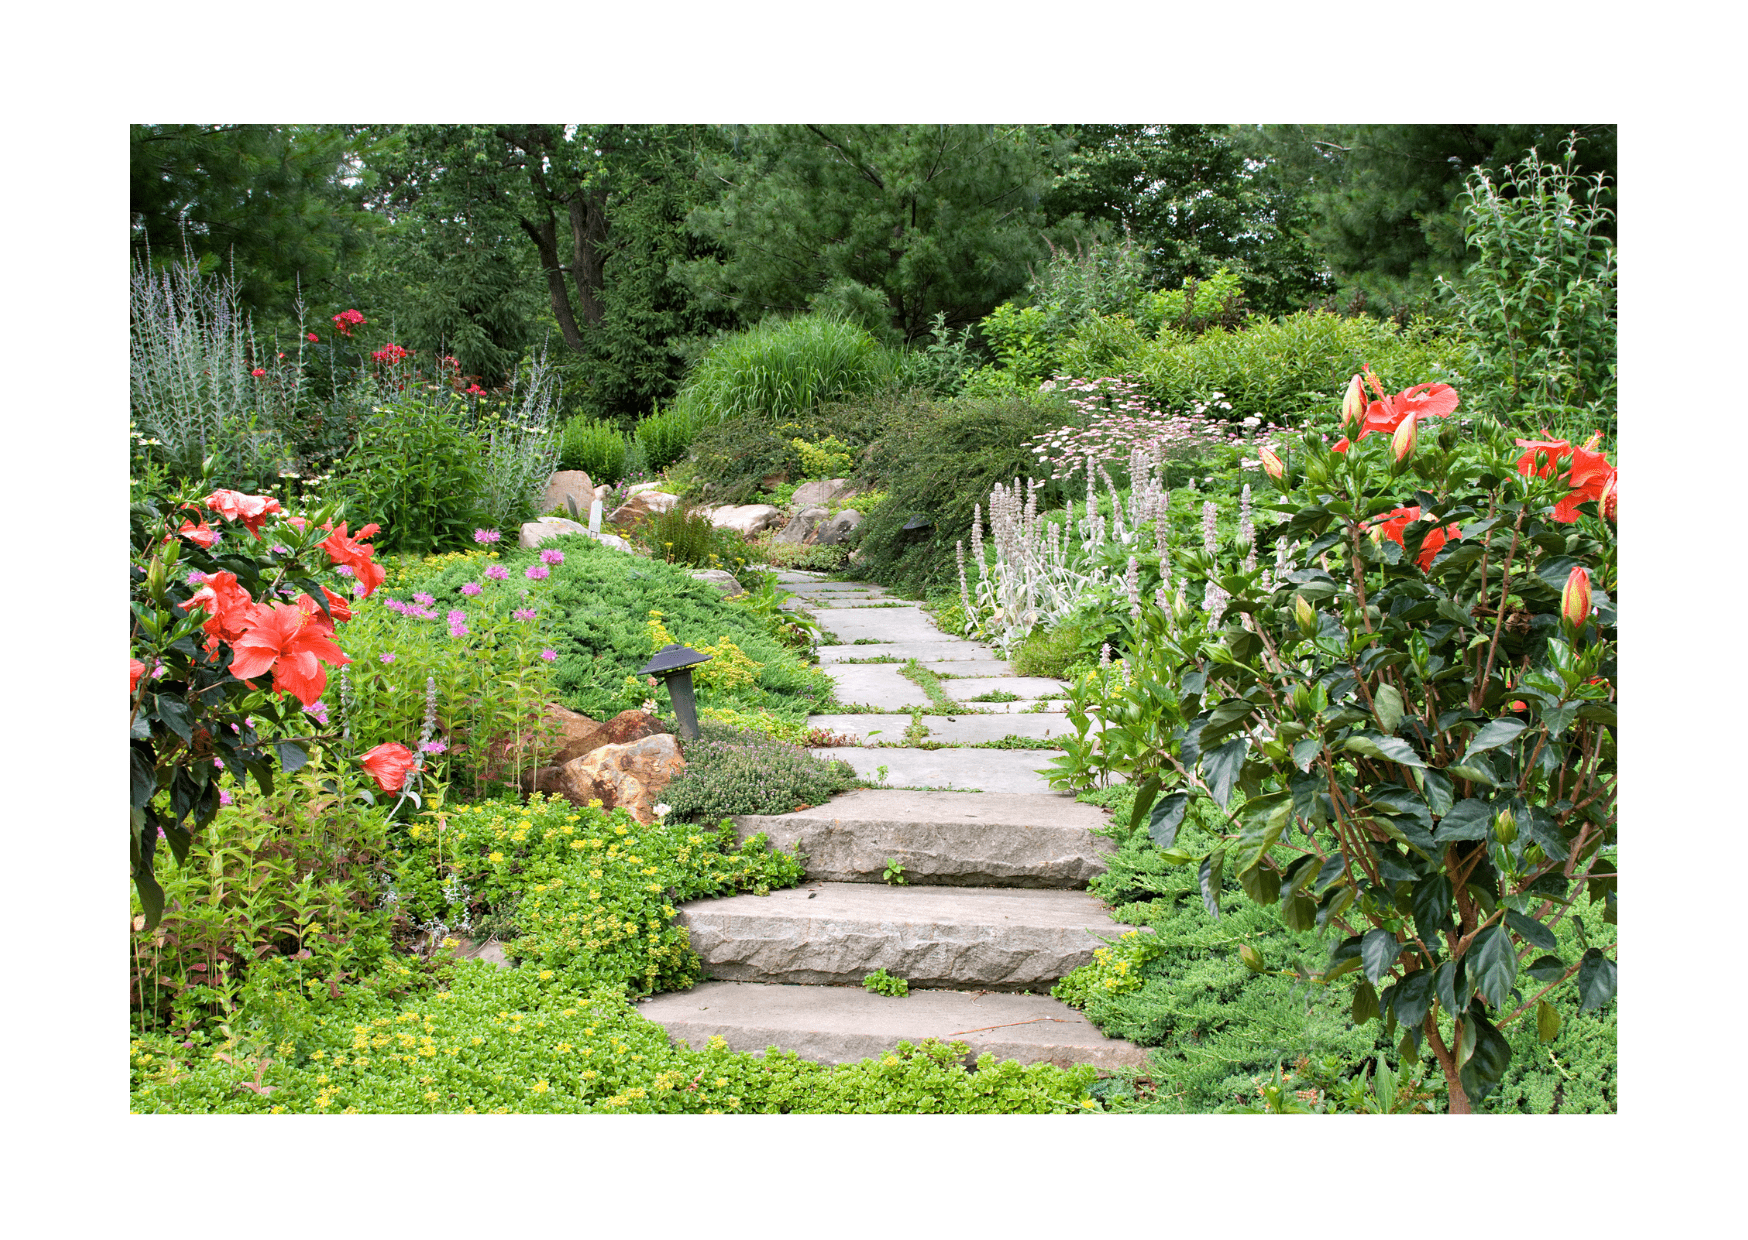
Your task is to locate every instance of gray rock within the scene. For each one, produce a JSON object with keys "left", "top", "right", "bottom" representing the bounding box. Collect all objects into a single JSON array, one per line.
[
  {"left": 589, "top": 532, "right": 634, "bottom": 553},
  {"left": 519, "top": 516, "right": 589, "bottom": 549},
  {"left": 608, "top": 491, "right": 679, "bottom": 526},
  {"left": 774, "top": 505, "right": 829, "bottom": 545},
  {"left": 809, "top": 747, "right": 1077, "bottom": 795},
  {"left": 704, "top": 504, "right": 785, "bottom": 536},
  {"left": 676, "top": 882, "right": 1143, "bottom": 991},
  {"left": 791, "top": 478, "right": 856, "bottom": 507},
  {"left": 540, "top": 470, "right": 595, "bottom": 517},
  {"left": 815, "top": 509, "right": 863, "bottom": 545},
  {"left": 690, "top": 569, "right": 745, "bottom": 597}
]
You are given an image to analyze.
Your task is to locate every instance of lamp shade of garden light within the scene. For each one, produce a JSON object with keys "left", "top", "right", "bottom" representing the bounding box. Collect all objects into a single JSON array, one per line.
[{"left": 637, "top": 644, "right": 713, "bottom": 740}]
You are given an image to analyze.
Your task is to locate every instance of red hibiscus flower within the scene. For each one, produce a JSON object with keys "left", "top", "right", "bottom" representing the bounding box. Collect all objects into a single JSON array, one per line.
[
  {"left": 226, "top": 595, "right": 351, "bottom": 706},
  {"left": 1367, "top": 505, "right": 1463, "bottom": 571},
  {"left": 185, "top": 570, "right": 257, "bottom": 651},
  {"left": 317, "top": 522, "right": 385, "bottom": 598},
  {"left": 178, "top": 516, "right": 219, "bottom": 547},
  {"left": 130, "top": 658, "right": 146, "bottom": 695},
  {"left": 1514, "top": 438, "right": 1618, "bottom": 523},
  {"left": 1333, "top": 368, "right": 1459, "bottom": 452},
  {"left": 318, "top": 584, "right": 353, "bottom": 623},
  {"left": 359, "top": 742, "right": 417, "bottom": 794},
  {"left": 204, "top": 489, "right": 284, "bottom": 539}
]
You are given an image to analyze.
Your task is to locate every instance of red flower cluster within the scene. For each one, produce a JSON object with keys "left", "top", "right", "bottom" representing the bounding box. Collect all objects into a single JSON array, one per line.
[
  {"left": 464, "top": 383, "right": 486, "bottom": 396},
  {"left": 332, "top": 309, "right": 366, "bottom": 337},
  {"left": 1367, "top": 505, "right": 1463, "bottom": 571},
  {"left": 204, "top": 489, "right": 284, "bottom": 540},
  {"left": 1514, "top": 436, "right": 1618, "bottom": 523},
  {"left": 318, "top": 521, "right": 385, "bottom": 598},
  {"left": 1333, "top": 367, "right": 1459, "bottom": 453},
  {"left": 308, "top": 332, "right": 320, "bottom": 343},
  {"left": 359, "top": 742, "right": 417, "bottom": 793},
  {"left": 227, "top": 594, "right": 352, "bottom": 706},
  {"left": 250, "top": 368, "right": 267, "bottom": 378},
  {"left": 371, "top": 342, "right": 411, "bottom": 366}
]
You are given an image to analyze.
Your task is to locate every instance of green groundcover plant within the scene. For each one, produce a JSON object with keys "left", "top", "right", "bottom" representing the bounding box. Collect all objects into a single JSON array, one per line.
[{"left": 1047, "top": 367, "right": 1616, "bottom": 1112}]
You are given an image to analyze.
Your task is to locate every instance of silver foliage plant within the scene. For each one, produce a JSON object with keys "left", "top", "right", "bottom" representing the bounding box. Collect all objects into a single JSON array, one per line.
[{"left": 474, "top": 344, "right": 563, "bottom": 530}]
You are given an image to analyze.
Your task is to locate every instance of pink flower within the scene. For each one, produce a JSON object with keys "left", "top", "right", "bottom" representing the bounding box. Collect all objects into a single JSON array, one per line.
[
  {"left": 474, "top": 529, "right": 501, "bottom": 544},
  {"left": 334, "top": 564, "right": 354, "bottom": 577},
  {"left": 539, "top": 549, "right": 564, "bottom": 565},
  {"left": 186, "top": 570, "right": 208, "bottom": 586},
  {"left": 526, "top": 565, "right": 550, "bottom": 580},
  {"left": 307, "top": 332, "right": 319, "bottom": 343},
  {"left": 419, "top": 740, "right": 447, "bottom": 754},
  {"left": 447, "top": 609, "right": 467, "bottom": 624},
  {"left": 513, "top": 608, "right": 537, "bottom": 622},
  {"left": 380, "top": 652, "right": 396, "bottom": 663},
  {"left": 485, "top": 564, "right": 509, "bottom": 580},
  {"left": 540, "top": 649, "right": 558, "bottom": 661},
  {"left": 250, "top": 368, "right": 267, "bottom": 378},
  {"left": 449, "top": 624, "right": 470, "bottom": 638},
  {"left": 460, "top": 582, "right": 482, "bottom": 596},
  {"left": 219, "top": 789, "right": 233, "bottom": 806},
  {"left": 413, "top": 593, "right": 435, "bottom": 605}
]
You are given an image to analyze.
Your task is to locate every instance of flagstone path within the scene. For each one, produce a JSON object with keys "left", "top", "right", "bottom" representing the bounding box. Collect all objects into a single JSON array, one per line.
[{"left": 639, "top": 570, "right": 1148, "bottom": 1072}]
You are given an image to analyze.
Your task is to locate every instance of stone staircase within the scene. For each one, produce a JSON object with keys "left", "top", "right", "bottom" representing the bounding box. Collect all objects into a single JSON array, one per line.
[{"left": 638, "top": 571, "right": 1148, "bottom": 1071}]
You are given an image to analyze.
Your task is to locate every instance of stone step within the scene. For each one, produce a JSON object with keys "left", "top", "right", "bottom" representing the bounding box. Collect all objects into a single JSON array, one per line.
[
  {"left": 821, "top": 665, "right": 931, "bottom": 711},
  {"left": 676, "top": 882, "right": 1144, "bottom": 991},
  {"left": 638, "top": 981, "right": 1149, "bottom": 1070},
  {"left": 917, "top": 659, "right": 1015, "bottom": 677},
  {"left": 941, "top": 676, "right": 1069, "bottom": 702},
  {"left": 818, "top": 641, "right": 997, "bottom": 664},
  {"left": 732, "top": 789, "right": 1114, "bottom": 887},
  {"left": 813, "top": 747, "right": 1065, "bottom": 794},
  {"left": 805, "top": 714, "right": 1097, "bottom": 746},
  {"left": 809, "top": 607, "right": 949, "bottom": 644},
  {"left": 789, "top": 596, "right": 912, "bottom": 609}
]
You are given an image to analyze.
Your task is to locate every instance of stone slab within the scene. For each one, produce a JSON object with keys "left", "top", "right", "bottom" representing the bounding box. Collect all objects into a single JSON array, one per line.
[
  {"left": 676, "top": 882, "right": 1144, "bottom": 990},
  {"left": 809, "top": 607, "right": 946, "bottom": 645},
  {"left": 794, "top": 597, "right": 918, "bottom": 609},
  {"left": 773, "top": 570, "right": 828, "bottom": 583},
  {"left": 812, "top": 747, "right": 1064, "bottom": 794},
  {"left": 920, "top": 660, "right": 1015, "bottom": 677},
  {"left": 817, "top": 642, "right": 997, "bottom": 664},
  {"left": 822, "top": 665, "right": 931, "bottom": 711},
  {"left": 804, "top": 714, "right": 1096, "bottom": 746},
  {"left": 639, "top": 981, "right": 1150, "bottom": 1070},
  {"left": 941, "top": 677, "right": 1070, "bottom": 702},
  {"left": 731, "top": 789, "right": 1114, "bottom": 887}
]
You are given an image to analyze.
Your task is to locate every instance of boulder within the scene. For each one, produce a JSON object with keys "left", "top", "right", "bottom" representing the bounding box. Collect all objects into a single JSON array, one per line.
[
  {"left": 593, "top": 484, "right": 613, "bottom": 504},
  {"left": 540, "top": 470, "right": 596, "bottom": 518},
  {"left": 792, "top": 478, "right": 856, "bottom": 508},
  {"left": 626, "top": 481, "right": 669, "bottom": 498},
  {"left": 499, "top": 707, "right": 664, "bottom": 790},
  {"left": 520, "top": 516, "right": 588, "bottom": 550},
  {"left": 760, "top": 469, "right": 790, "bottom": 489},
  {"left": 690, "top": 569, "right": 746, "bottom": 597},
  {"left": 816, "top": 509, "right": 864, "bottom": 546},
  {"left": 608, "top": 491, "right": 679, "bottom": 527},
  {"left": 704, "top": 504, "right": 784, "bottom": 536},
  {"left": 589, "top": 532, "right": 634, "bottom": 553},
  {"left": 774, "top": 506, "right": 829, "bottom": 545},
  {"left": 552, "top": 733, "right": 686, "bottom": 824}
]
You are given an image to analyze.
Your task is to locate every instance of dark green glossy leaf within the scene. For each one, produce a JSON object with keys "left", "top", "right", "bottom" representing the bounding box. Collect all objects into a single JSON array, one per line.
[
  {"left": 1505, "top": 908, "right": 1558, "bottom": 952},
  {"left": 1523, "top": 810, "right": 1570, "bottom": 861},
  {"left": 1198, "top": 850, "right": 1225, "bottom": 920},
  {"left": 1148, "top": 793, "right": 1189, "bottom": 849},
  {"left": 1458, "top": 1010, "right": 1513, "bottom": 1102},
  {"left": 275, "top": 739, "right": 311, "bottom": 773},
  {"left": 1361, "top": 929, "right": 1402, "bottom": 986},
  {"left": 1201, "top": 738, "right": 1248, "bottom": 808},
  {"left": 1291, "top": 736, "right": 1321, "bottom": 772},
  {"left": 1351, "top": 980, "right": 1379, "bottom": 1025},
  {"left": 1463, "top": 718, "right": 1527, "bottom": 762},
  {"left": 154, "top": 695, "right": 194, "bottom": 744},
  {"left": 130, "top": 711, "right": 151, "bottom": 741},
  {"left": 1130, "top": 775, "right": 1162, "bottom": 833},
  {"left": 1373, "top": 684, "right": 1405, "bottom": 736},
  {"left": 1536, "top": 1000, "right": 1562, "bottom": 1044},
  {"left": 1202, "top": 698, "right": 1258, "bottom": 746},
  {"left": 1468, "top": 924, "right": 1518, "bottom": 1009},
  {"left": 1412, "top": 874, "right": 1454, "bottom": 940},
  {"left": 130, "top": 744, "right": 157, "bottom": 811},
  {"left": 1419, "top": 766, "right": 1455, "bottom": 816},
  {"left": 1577, "top": 948, "right": 1616, "bottom": 1010},
  {"left": 1434, "top": 798, "right": 1493, "bottom": 843},
  {"left": 1280, "top": 892, "right": 1318, "bottom": 932},
  {"left": 1386, "top": 969, "right": 1435, "bottom": 1031},
  {"left": 1444, "top": 762, "right": 1499, "bottom": 787},
  {"left": 1238, "top": 863, "right": 1281, "bottom": 906},
  {"left": 1344, "top": 734, "right": 1426, "bottom": 768},
  {"left": 1371, "top": 847, "right": 1421, "bottom": 886}
]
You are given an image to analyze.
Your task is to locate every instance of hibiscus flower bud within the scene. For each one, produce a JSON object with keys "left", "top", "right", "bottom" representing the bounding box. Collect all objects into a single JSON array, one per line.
[
  {"left": 1390, "top": 414, "right": 1417, "bottom": 463},
  {"left": 1293, "top": 594, "right": 1317, "bottom": 637},
  {"left": 1561, "top": 565, "right": 1592, "bottom": 630},
  {"left": 1493, "top": 807, "right": 1518, "bottom": 846},
  {"left": 1258, "top": 446, "right": 1286, "bottom": 481},
  {"left": 1239, "top": 944, "right": 1266, "bottom": 973},
  {"left": 1341, "top": 375, "right": 1366, "bottom": 430}
]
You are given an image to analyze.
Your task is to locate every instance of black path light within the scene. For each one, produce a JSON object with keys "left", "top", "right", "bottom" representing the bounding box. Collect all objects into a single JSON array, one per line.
[{"left": 637, "top": 644, "right": 713, "bottom": 740}]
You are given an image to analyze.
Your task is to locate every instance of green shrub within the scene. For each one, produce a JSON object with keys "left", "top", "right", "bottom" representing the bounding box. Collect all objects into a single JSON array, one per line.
[
  {"left": 395, "top": 536, "right": 835, "bottom": 723},
  {"left": 557, "top": 416, "right": 630, "bottom": 485},
  {"left": 863, "top": 969, "right": 910, "bottom": 997},
  {"left": 662, "top": 721, "right": 859, "bottom": 822},
  {"left": 334, "top": 395, "right": 486, "bottom": 554},
  {"left": 638, "top": 502, "right": 752, "bottom": 571},
  {"left": 689, "top": 399, "right": 894, "bottom": 504},
  {"left": 853, "top": 390, "right": 1072, "bottom": 596},
  {"left": 1011, "top": 615, "right": 1101, "bottom": 679},
  {"left": 634, "top": 402, "right": 695, "bottom": 473},
  {"left": 673, "top": 314, "right": 897, "bottom": 427}
]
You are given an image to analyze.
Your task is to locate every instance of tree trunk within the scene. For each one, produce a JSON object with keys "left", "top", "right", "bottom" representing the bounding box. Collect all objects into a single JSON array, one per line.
[
  {"left": 1425, "top": 1014, "right": 1472, "bottom": 1114},
  {"left": 518, "top": 214, "right": 587, "bottom": 353},
  {"left": 566, "top": 190, "right": 609, "bottom": 327}
]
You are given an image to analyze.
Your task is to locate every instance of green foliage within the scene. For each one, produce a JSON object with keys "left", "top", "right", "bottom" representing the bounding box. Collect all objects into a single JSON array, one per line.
[
  {"left": 863, "top": 968, "right": 910, "bottom": 996},
  {"left": 791, "top": 435, "right": 855, "bottom": 479},
  {"left": 334, "top": 395, "right": 485, "bottom": 554},
  {"left": 688, "top": 400, "right": 891, "bottom": 504},
  {"left": 1441, "top": 140, "right": 1616, "bottom": 435},
  {"left": 557, "top": 416, "right": 630, "bottom": 484},
  {"left": 638, "top": 502, "right": 752, "bottom": 571},
  {"left": 854, "top": 391, "right": 1072, "bottom": 596},
  {"left": 673, "top": 315, "right": 897, "bottom": 428},
  {"left": 131, "top": 963, "right": 1099, "bottom": 1114},
  {"left": 396, "top": 536, "right": 834, "bottom": 723},
  {"left": 661, "top": 721, "right": 859, "bottom": 822},
  {"left": 1139, "top": 269, "right": 1248, "bottom": 335},
  {"left": 393, "top": 795, "right": 802, "bottom": 996},
  {"left": 1012, "top": 616, "right": 1100, "bottom": 680},
  {"left": 675, "top": 125, "right": 1065, "bottom": 342},
  {"left": 634, "top": 402, "right": 696, "bottom": 472},
  {"left": 881, "top": 859, "right": 909, "bottom": 886}
]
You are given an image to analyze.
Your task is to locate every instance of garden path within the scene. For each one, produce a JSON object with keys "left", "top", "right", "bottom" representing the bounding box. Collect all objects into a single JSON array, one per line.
[{"left": 638, "top": 571, "right": 1148, "bottom": 1072}]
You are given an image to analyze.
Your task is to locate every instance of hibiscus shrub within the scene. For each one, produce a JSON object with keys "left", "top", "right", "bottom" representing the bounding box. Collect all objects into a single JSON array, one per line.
[
  {"left": 1059, "top": 368, "right": 1617, "bottom": 1112},
  {"left": 129, "top": 467, "right": 399, "bottom": 926}
]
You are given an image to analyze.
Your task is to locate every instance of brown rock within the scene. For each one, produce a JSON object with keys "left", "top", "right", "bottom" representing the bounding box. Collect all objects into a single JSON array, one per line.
[
  {"left": 516, "top": 707, "right": 665, "bottom": 792},
  {"left": 760, "top": 469, "right": 789, "bottom": 489},
  {"left": 553, "top": 733, "right": 686, "bottom": 823},
  {"left": 774, "top": 505, "right": 829, "bottom": 545},
  {"left": 540, "top": 470, "right": 596, "bottom": 517},
  {"left": 792, "top": 478, "right": 856, "bottom": 507},
  {"left": 608, "top": 491, "right": 680, "bottom": 528}
]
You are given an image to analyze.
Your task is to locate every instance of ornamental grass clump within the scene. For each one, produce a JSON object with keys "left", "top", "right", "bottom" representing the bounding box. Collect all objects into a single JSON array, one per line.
[{"left": 1046, "top": 366, "right": 1617, "bottom": 1113}]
